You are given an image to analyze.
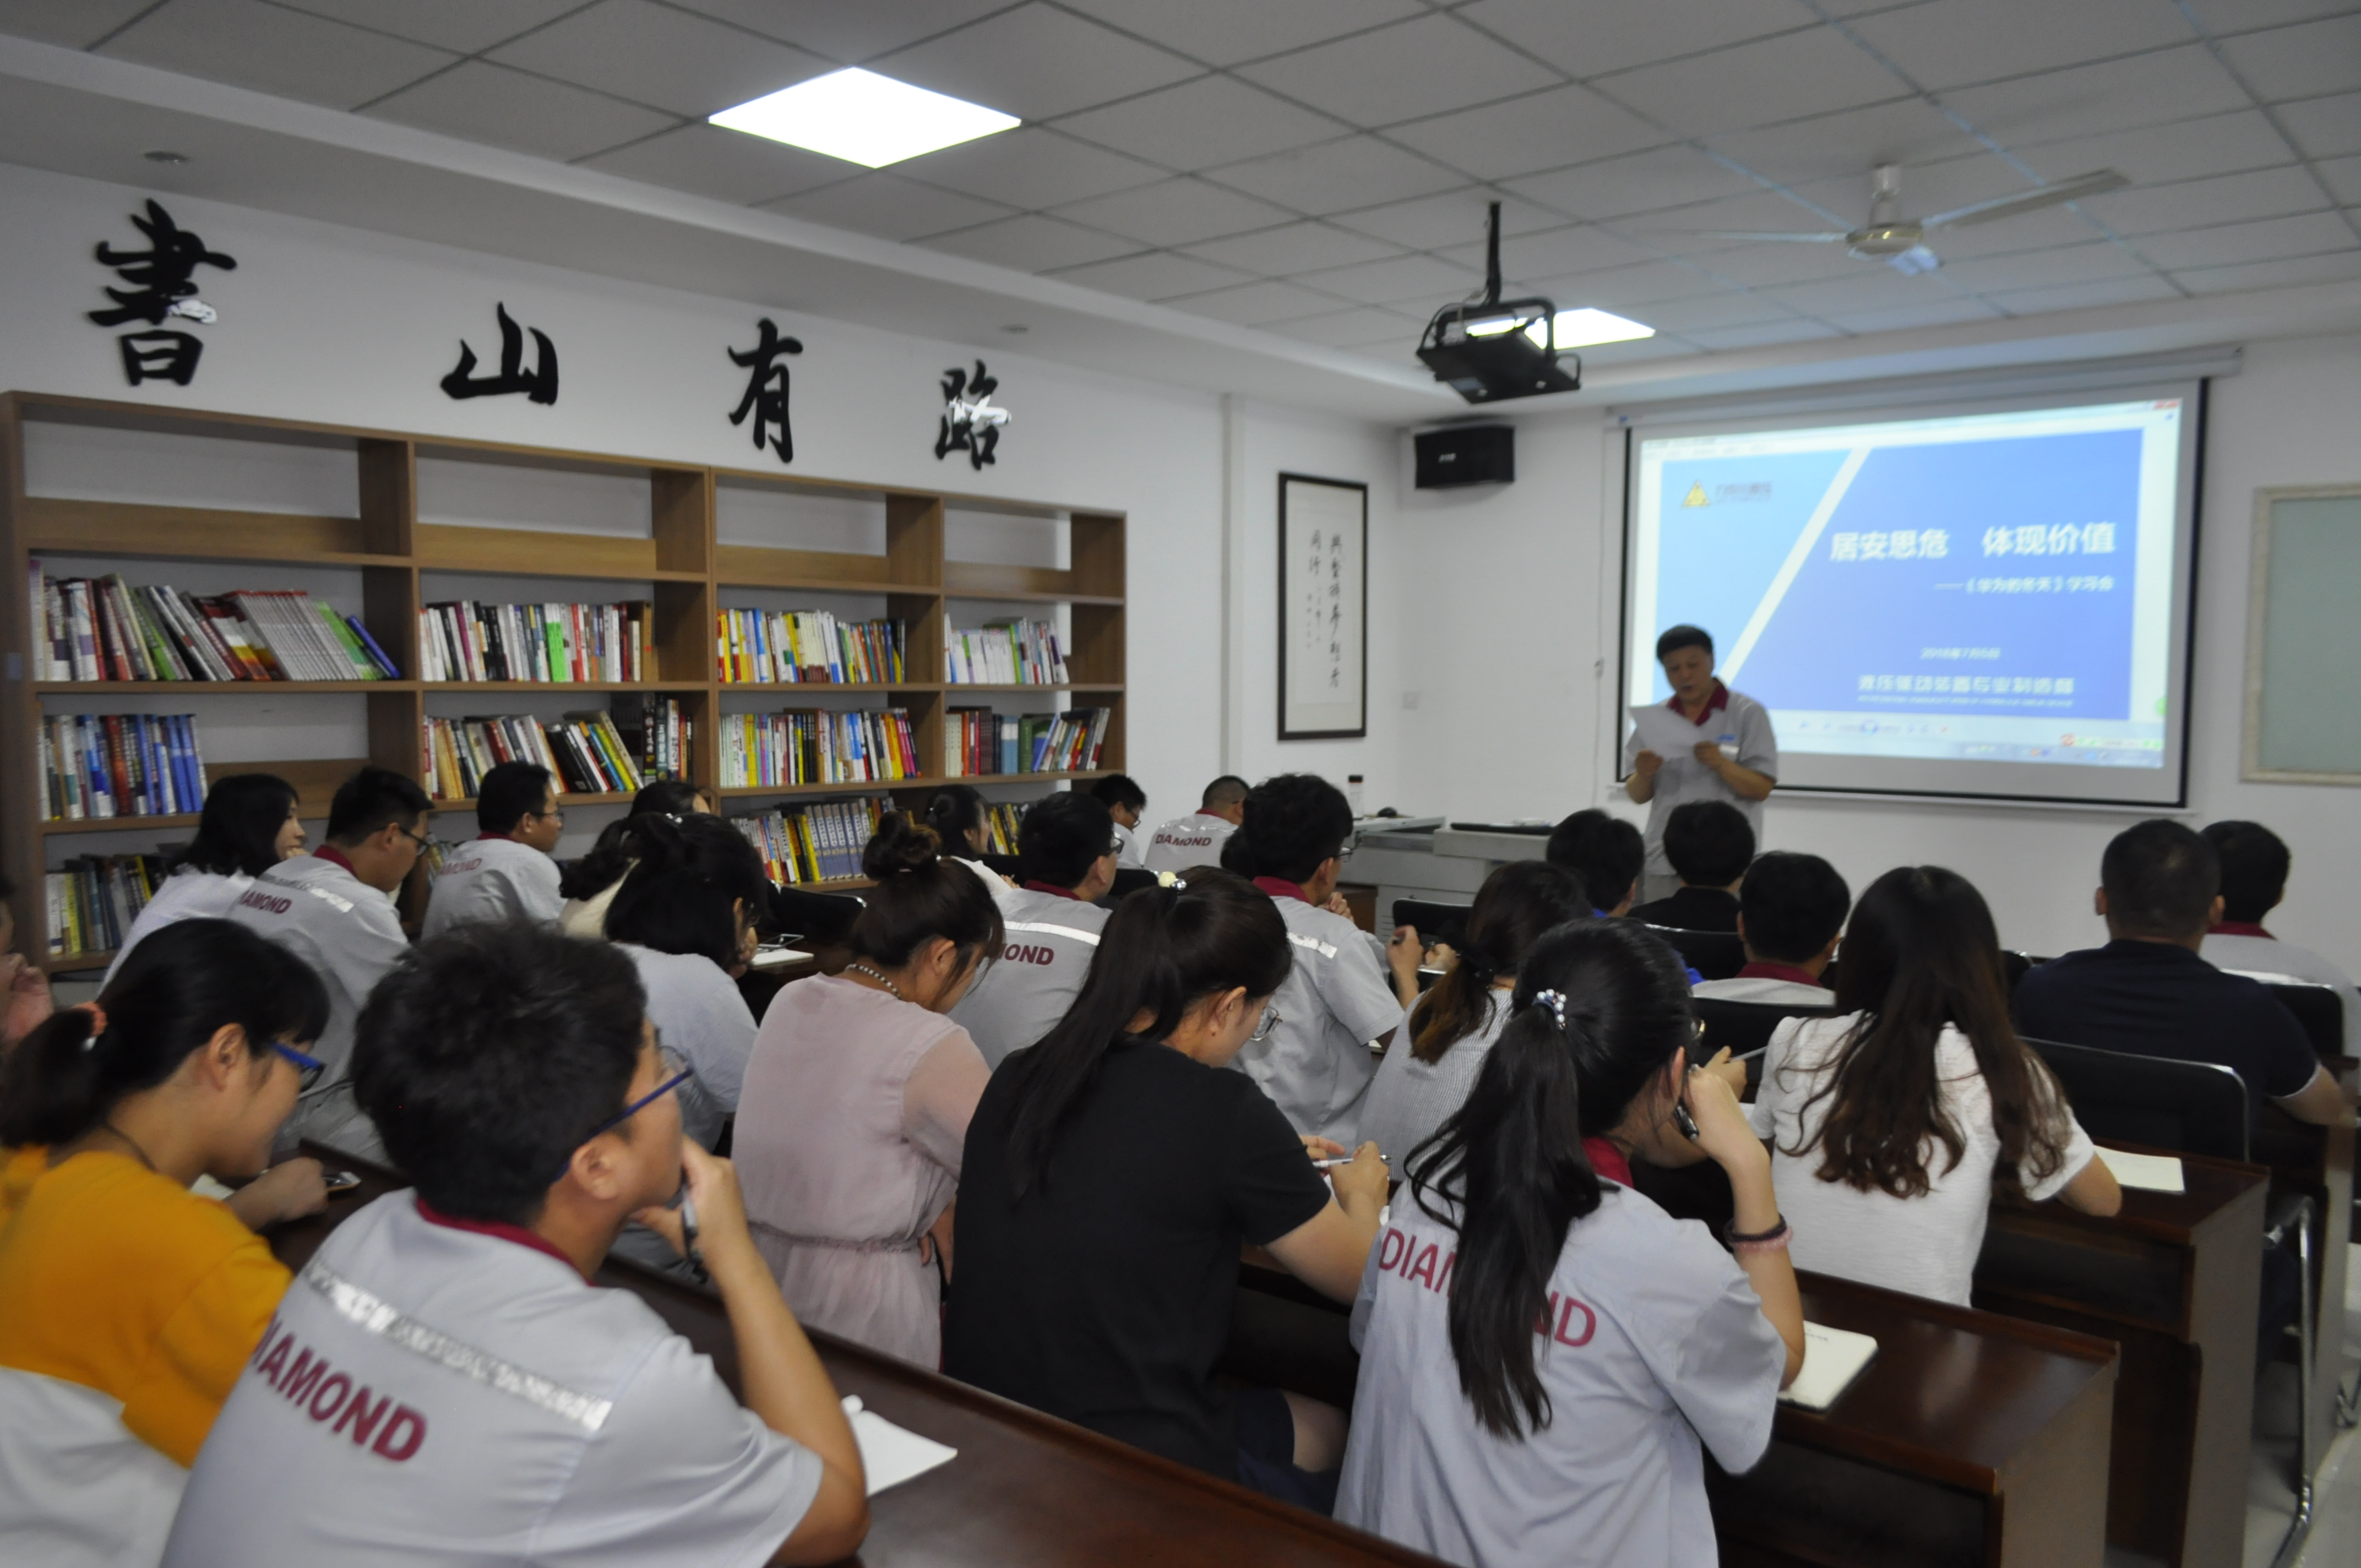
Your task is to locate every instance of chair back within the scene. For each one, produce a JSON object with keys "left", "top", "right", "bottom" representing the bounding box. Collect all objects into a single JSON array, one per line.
[
  {"left": 2001, "top": 950, "right": 2034, "bottom": 993},
  {"left": 1393, "top": 899, "right": 1473, "bottom": 950},
  {"left": 2023, "top": 1036, "right": 2249, "bottom": 1163},
  {"left": 1105, "top": 867, "right": 1161, "bottom": 902},
  {"left": 1693, "top": 997, "right": 1838, "bottom": 1064},
  {"left": 2261, "top": 982, "right": 2346, "bottom": 1064},
  {"left": 977, "top": 852, "right": 1021, "bottom": 880},
  {"left": 1644, "top": 924, "right": 1747, "bottom": 981},
  {"left": 768, "top": 886, "right": 867, "bottom": 946}
]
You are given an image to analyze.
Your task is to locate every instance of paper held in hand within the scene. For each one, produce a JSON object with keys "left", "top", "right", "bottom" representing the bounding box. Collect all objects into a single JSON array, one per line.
[
  {"left": 2095, "top": 1146, "right": 2185, "bottom": 1194},
  {"left": 1777, "top": 1322, "right": 1878, "bottom": 1411},
  {"left": 1629, "top": 704, "right": 1709, "bottom": 761},
  {"left": 841, "top": 1396, "right": 958, "bottom": 1495}
]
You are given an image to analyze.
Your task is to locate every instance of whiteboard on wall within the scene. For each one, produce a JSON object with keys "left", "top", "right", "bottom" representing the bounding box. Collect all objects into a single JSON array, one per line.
[
  {"left": 1278, "top": 474, "right": 1367, "bottom": 741},
  {"left": 2245, "top": 485, "right": 2361, "bottom": 783}
]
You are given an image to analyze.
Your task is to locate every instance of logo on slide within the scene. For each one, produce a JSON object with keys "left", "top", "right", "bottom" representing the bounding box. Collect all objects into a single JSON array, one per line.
[{"left": 1682, "top": 482, "right": 1709, "bottom": 508}]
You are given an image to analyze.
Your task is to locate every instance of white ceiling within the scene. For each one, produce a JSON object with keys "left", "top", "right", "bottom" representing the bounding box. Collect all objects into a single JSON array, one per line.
[{"left": 2, "top": 0, "right": 2359, "bottom": 408}]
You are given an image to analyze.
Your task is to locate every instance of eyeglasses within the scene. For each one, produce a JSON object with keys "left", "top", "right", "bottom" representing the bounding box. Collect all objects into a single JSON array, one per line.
[
  {"left": 587, "top": 1045, "right": 693, "bottom": 1139},
  {"left": 529, "top": 803, "right": 565, "bottom": 823},
  {"left": 273, "top": 1042, "right": 327, "bottom": 1091},
  {"left": 395, "top": 823, "right": 431, "bottom": 854},
  {"left": 1249, "top": 1005, "right": 1283, "bottom": 1043}
]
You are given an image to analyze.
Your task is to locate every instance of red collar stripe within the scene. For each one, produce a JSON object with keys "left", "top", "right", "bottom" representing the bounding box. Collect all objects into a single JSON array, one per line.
[
  {"left": 1668, "top": 679, "right": 1732, "bottom": 726},
  {"left": 416, "top": 1198, "right": 589, "bottom": 1281},
  {"left": 1253, "top": 876, "right": 1310, "bottom": 905},
  {"left": 1582, "top": 1137, "right": 1633, "bottom": 1187},
  {"left": 313, "top": 845, "right": 357, "bottom": 874},
  {"left": 1022, "top": 879, "right": 1081, "bottom": 901},
  {"left": 1735, "top": 960, "right": 1825, "bottom": 987},
  {"left": 2208, "top": 921, "right": 2273, "bottom": 939}
]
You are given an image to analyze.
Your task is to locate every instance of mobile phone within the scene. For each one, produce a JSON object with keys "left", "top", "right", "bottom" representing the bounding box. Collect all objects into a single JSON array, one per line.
[
  {"left": 323, "top": 1169, "right": 362, "bottom": 1194},
  {"left": 1672, "top": 1103, "right": 1700, "bottom": 1142}
]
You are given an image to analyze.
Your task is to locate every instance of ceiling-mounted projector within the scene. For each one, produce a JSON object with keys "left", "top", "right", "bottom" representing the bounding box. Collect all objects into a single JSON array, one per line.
[{"left": 1417, "top": 202, "right": 1579, "bottom": 403}]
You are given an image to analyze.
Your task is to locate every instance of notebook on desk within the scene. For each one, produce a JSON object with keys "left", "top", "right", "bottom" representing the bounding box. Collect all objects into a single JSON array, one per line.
[
  {"left": 842, "top": 1396, "right": 957, "bottom": 1495},
  {"left": 2095, "top": 1146, "right": 2185, "bottom": 1194},
  {"left": 1778, "top": 1322, "right": 1878, "bottom": 1411}
]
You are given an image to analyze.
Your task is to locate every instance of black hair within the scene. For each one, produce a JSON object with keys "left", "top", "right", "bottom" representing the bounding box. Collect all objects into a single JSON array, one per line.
[
  {"left": 926, "top": 785, "right": 989, "bottom": 851},
  {"left": 1410, "top": 861, "right": 1590, "bottom": 1065},
  {"left": 1738, "top": 851, "right": 1849, "bottom": 964},
  {"left": 1662, "top": 799, "right": 1754, "bottom": 888},
  {"left": 605, "top": 814, "right": 771, "bottom": 968},
  {"left": 1545, "top": 809, "right": 1644, "bottom": 913},
  {"left": 327, "top": 765, "right": 432, "bottom": 846},
  {"left": 561, "top": 810, "right": 661, "bottom": 904},
  {"left": 1202, "top": 775, "right": 1249, "bottom": 811},
  {"left": 1000, "top": 869, "right": 1290, "bottom": 1198},
  {"left": 849, "top": 814, "right": 1004, "bottom": 973},
  {"left": 475, "top": 761, "right": 553, "bottom": 836},
  {"left": 176, "top": 772, "right": 300, "bottom": 878},
  {"left": 2201, "top": 820, "right": 2289, "bottom": 925},
  {"left": 2102, "top": 818, "right": 2219, "bottom": 939},
  {"left": 629, "top": 778, "right": 708, "bottom": 818},
  {"left": 353, "top": 924, "right": 650, "bottom": 1224},
  {"left": 1231, "top": 774, "right": 1353, "bottom": 885},
  {"left": 1655, "top": 624, "right": 1713, "bottom": 661},
  {"left": 1091, "top": 774, "right": 1147, "bottom": 813},
  {"left": 0, "top": 919, "right": 329, "bottom": 1147},
  {"left": 1017, "top": 791, "right": 1115, "bottom": 890},
  {"left": 1408, "top": 920, "right": 1695, "bottom": 1438}
]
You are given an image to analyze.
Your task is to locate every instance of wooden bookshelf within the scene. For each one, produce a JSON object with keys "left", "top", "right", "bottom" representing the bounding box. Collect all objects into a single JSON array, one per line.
[{"left": 3, "top": 392, "right": 1125, "bottom": 972}]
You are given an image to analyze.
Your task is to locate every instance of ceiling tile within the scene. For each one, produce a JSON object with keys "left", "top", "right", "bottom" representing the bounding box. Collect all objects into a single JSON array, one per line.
[
  {"left": 2169, "top": 248, "right": 2361, "bottom": 291},
  {"left": 1384, "top": 85, "right": 1668, "bottom": 182},
  {"left": 1043, "top": 250, "right": 1258, "bottom": 301},
  {"left": 1629, "top": 291, "right": 1800, "bottom": 331},
  {"left": 1182, "top": 221, "right": 1403, "bottom": 275},
  {"left": 1690, "top": 241, "right": 1880, "bottom": 288},
  {"left": 1819, "top": 297, "right": 2005, "bottom": 334},
  {"left": 869, "top": 4, "right": 1200, "bottom": 122},
  {"left": 2219, "top": 14, "right": 2361, "bottom": 101},
  {"left": 366, "top": 60, "right": 678, "bottom": 161},
  {"left": 1533, "top": 259, "right": 1729, "bottom": 307},
  {"left": 2130, "top": 209, "right": 2357, "bottom": 268},
  {"left": 1941, "top": 45, "right": 2248, "bottom": 143},
  {"left": 1704, "top": 99, "right": 1988, "bottom": 189},
  {"left": 1922, "top": 206, "right": 2105, "bottom": 262},
  {"left": 2319, "top": 154, "right": 2361, "bottom": 203},
  {"left": 1049, "top": 75, "right": 1341, "bottom": 170},
  {"left": 1683, "top": 318, "right": 1847, "bottom": 350},
  {"left": 1439, "top": 222, "right": 1660, "bottom": 281},
  {"left": 1293, "top": 253, "right": 1483, "bottom": 306},
  {"left": 488, "top": 1, "right": 829, "bottom": 118},
  {"left": 1938, "top": 240, "right": 2153, "bottom": 293},
  {"left": 1165, "top": 279, "right": 1353, "bottom": 324},
  {"left": 1051, "top": 178, "right": 1298, "bottom": 246},
  {"left": 270, "top": 0, "right": 584, "bottom": 54},
  {"left": 895, "top": 128, "right": 1164, "bottom": 209},
  {"left": 2081, "top": 165, "right": 2329, "bottom": 235},
  {"left": 1846, "top": 0, "right": 2197, "bottom": 91},
  {"left": 1595, "top": 29, "right": 1910, "bottom": 139},
  {"left": 1507, "top": 146, "right": 1764, "bottom": 221},
  {"left": 100, "top": 0, "right": 456, "bottom": 110},
  {"left": 1985, "top": 275, "right": 2183, "bottom": 313},
  {"left": 1269, "top": 306, "right": 1426, "bottom": 347},
  {"left": 1236, "top": 14, "right": 1558, "bottom": 127},
  {"left": 0, "top": 0, "right": 162, "bottom": 47},
  {"left": 665, "top": 0, "right": 1010, "bottom": 63},
  {"left": 919, "top": 213, "right": 1142, "bottom": 270},
  {"left": 760, "top": 173, "right": 1016, "bottom": 240},
  {"left": 578, "top": 122, "right": 850, "bottom": 203},
  {"left": 1637, "top": 186, "right": 1856, "bottom": 247},
  {"left": 1574, "top": 335, "right": 1697, "bottom": 366},
  {"left": 1761, "top": 270, "right": 1971, "bottom": 314},
  {"left": 2015, "top": 110, "right": 2299, "bottom": 187},
  {"left": 2274, "top": 90, "right": 2361, "bottom": 158},
  {"left": 1056, "top": 0, "right": 1424, "bottom": 68},
  {"left": 2186, "top": 0, "right": 2359, "bottom": 31},
  {"left": 1203, "top": 137, "right": 1466, "bottom": 213},
  {"left": 1457, "top": 0, "right": 1821, "bottom": 79},
  {"left": 1329, "top": 191, "right": 1564, "bottom": 251}
]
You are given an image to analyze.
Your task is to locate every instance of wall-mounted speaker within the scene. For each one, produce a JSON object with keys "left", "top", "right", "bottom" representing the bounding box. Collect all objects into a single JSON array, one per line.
[{"left": 1414, "top": 424, "right": 1514, "bottom": 489}]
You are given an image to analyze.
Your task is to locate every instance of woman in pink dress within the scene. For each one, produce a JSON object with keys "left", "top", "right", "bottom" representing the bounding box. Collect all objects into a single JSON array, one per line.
[{"left": 736, "top": 814, "right": 1004, "bottom": 1366}]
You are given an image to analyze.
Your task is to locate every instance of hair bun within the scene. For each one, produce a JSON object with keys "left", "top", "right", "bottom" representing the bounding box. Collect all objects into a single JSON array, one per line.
[{"left": 863, "top": 812, "right": 943, "bottom": 880}]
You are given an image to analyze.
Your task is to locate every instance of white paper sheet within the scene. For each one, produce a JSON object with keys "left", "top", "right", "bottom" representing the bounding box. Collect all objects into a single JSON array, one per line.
[
  {"left": 749, "top": 947, "right": 814, "bottom": 970},
  {"left": 1629, "top": 705, "right": 1707, "bottom": 760},
  {"left": 841, "top": 1396, "right": 958, "bottom": 1495},
  {"left": 1777, "top": 1322, "right": 1878, "bottom": 1411},
  {"left": 2095, "top": 1146, "right": 2185, "bottom": 1194}
]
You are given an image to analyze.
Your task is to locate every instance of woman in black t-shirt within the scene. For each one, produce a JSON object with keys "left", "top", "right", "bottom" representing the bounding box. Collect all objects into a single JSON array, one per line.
[{"left": 943, "top": 870, "right": 1389, "bottom": 1510}]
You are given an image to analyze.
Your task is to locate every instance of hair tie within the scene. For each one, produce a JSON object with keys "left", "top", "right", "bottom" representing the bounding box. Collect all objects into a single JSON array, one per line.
[
  {"left": 1530, "top": 988, "right": 1568, "bottom": 1027},
  {"left": 74, "top": 1000, "right": 107, "bottom": 1047}
]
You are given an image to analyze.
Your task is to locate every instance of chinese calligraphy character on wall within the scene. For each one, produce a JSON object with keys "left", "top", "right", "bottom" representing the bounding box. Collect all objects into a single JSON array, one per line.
[
  {"left": 90, "top": 199, "right": 235, "bottom": 388},
  {"left": 440, "top": 303, "right": 558, "bottom": 405},
  {"left": 727, "top": 317, "right": 803, "bottom": 464},
  {"left": 1279, "top": 475, "right": 1367, "bottom": 741}
]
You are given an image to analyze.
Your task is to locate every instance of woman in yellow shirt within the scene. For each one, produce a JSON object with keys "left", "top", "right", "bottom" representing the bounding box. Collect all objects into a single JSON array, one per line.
[{"left": 0, "top": 917, "right": 332, "bottom": 1568}]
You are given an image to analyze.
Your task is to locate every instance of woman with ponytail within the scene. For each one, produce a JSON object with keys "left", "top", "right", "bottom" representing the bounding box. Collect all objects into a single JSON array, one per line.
[
  {"left": 1336, "top": 920, "right": 1804, "bottom": 1568},
  {"left": 0, "top": 918, "right": 331, "bottom": 1568},
  {"left": 557, "top": 780, "right": 715, "bottom": 938},
  {"left": 735, "top": 813, "right": 1002, "bottom": 1365},
  {"left": 944, "top": 870, "right": 1389, "bottom": 1512}
]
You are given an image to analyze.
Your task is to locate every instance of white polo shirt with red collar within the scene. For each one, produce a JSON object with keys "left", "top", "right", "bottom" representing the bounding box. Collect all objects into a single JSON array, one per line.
[
  {"left": 1622, "top": 680, "right": 1778, "bottom": 879},
  {"left": 950, "top": 880, "right": 1110, "bottom": 1069},
  {"left": 1141, "top": 812, "right": 1239, "bottom": 875},
  {"left": 1237, "top": 876, "right": 1404, "bottom": 1145},
  {"left": 423, "top": 834, "right": 564, "bottom": 938}
]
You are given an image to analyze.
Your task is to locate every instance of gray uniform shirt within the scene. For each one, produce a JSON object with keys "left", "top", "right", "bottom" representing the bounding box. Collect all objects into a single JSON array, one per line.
[
  {"left": 106, "top": 869, "right": 251, "bottom": 982},
  {"left": 1141, "top": 813, "right": 1238, "bottom": 875},
  {"left": 1111, "top": 820, "right": 1144, "bottom": 869},
  {"left": 163, "top": 1192, "right": 820, "bottom": 1568},
  {"left": 1336, "top": 1185, "right": 1783, "bottom": 1568},
  {"left": 1236, "top": 894, "right": 1402, "bottom": 1144},
  {"left": 423, "top": 836, "right": 564, "bottom": 938},
  {"left": 1358, "top": 990, "right": 1508, "bottom": 1164},
  {"left": 950, "top": 886, "right": 1110, "bottom": 1068},
  {"left": 1622, "top": 687, "right": 1778, "bottom": 878},
  {"left": 620, "top": 944, "right": 755, "bottom": 1148}
]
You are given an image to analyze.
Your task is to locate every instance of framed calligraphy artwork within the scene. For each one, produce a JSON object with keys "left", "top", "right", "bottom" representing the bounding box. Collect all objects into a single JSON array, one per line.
[{"left": 1277, "top": 473, "right": 1367, "bottom": 741}]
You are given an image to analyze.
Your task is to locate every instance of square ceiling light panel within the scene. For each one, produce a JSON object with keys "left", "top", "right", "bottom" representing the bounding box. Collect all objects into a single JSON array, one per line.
[
  {"left": 711, "top": 68, "right": 1018, "bottom": 168},
  {"left": 1551, "top": 308, "right": 1657, "bottom": 347}
]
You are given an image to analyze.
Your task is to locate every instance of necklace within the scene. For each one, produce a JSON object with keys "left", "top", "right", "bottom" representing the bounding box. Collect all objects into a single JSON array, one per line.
[
  {"left": 98, "top": 1121, "right": 159, "bottom": 1172},
  {"left": 844, "top": 962, "right": 905, "bottom": 1001}
]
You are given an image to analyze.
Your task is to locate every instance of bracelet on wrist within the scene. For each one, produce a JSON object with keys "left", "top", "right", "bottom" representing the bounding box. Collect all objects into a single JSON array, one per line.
[{"left": 1723, "top": 1216, "right": 1791, "bottom": 1255}]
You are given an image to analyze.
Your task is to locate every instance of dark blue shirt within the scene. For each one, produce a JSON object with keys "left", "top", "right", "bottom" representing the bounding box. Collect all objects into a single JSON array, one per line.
[{"left": 2014, "top": 939, "right": 2320, "bottom": 1114}]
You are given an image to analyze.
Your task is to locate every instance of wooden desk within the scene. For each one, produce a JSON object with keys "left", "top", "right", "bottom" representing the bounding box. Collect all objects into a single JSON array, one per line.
[
  {"left": 273, "top": 1157, "right": 1445, "bottom": 1568},
  {"left": 1973, "top": 1145, "right": 2268, "bottom": 1568},
  {"left": 2250, "top": 1061, "right": 2355, "bottom": 1470}
]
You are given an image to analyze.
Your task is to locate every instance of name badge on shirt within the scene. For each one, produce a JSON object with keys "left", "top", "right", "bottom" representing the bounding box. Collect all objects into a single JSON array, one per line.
[{"left": 1717, "top": 733, "right": 1739, "bottom": 760}]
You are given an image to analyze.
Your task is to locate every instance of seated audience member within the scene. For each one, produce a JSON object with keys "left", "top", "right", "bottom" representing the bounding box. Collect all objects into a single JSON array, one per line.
[
  {"left": 2200, "top": 819, "right": 2359, "bottom": 1057},
  {"left": 1626, "top": 799, "right": 1752, "bottom": 932},
  {"left": 0, "top": 921, "right": 330, "bottom": 1568},
  {"left": 1358, "top": 861, "right": 1590, "bottom": 1162},
  {"left": 946, "top": 872, "right": 1388, "bottom": 1510},
  {"left": 108, "top": 773, "right": 306, "bottom": 979},
  {"left": 423, "top": 761, "right": 565, "bottom": 937},
  {"left": 1336, "top": 921, "right": 1803, "bottom": 1567},
  {"left": 1545, "top": 809, "right": 1645, "bottom": 918},
  {"left": 163, "top": 924, "right": 868, "bottom": 1567},
  {"left": 1143, "top": 775, "right": 1249, "bottom": 874},
  {"left": 2015, "top": 820, "right": 2348, "bottom": 1128},
  {"left": 1092, "top": 774, "right": 1150, "bottom": 868},
  {"left": 1694, "top": 851, "right": 1850, "bottom": 1005},
  {"left": 225, "top": 765, "right": 429, "bottom": 1159},
  {"left": 0, "top": 875, "right": 56, "bottom": 1052},
  {"left": 926, "top": 783, "right": 1015, "bottom": 895},
  {"left": 1231, "top": 774, "right": 1422, "bottom": 1142},
  {"left": 1751, "top": 867, "right": 2119, "bottom": 1307},
  {"left": 950, "top": 792, "right": 1117, "bottom": 1068},
  {"left": 557, "top": 780, "right": 712, "bottom": 938},
  {"left": 736, "top": 816, "right": 999, "bottom": 1366}
]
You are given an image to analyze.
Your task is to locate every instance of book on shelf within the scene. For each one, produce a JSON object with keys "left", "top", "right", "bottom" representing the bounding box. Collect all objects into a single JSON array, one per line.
[
  {"left": 945, "top": 706, "right": 1108, "bottom": 776},
  {"left": 944, "top": 616, "right": 1068, "bottom": 685},
  {"left": 28, "top": 567, "right": 397, "bottom": 683},
  {"left": 716, "top": 608, "right": 905, "bottom": 685},
  {"left": 981, "top": 800, "right": 1025, "bottom": 856},
  {"left": 39, "top": 713, "right": 209, "bottom": 821},
  {"left": 610, "top": 694, "right": 694, "bottom": 783},
  {"left": 728, "top": 795, "right": 893, "bottom": 884},
  {"left": 719, "top": 707, "right": 921, "bottom": 788},
  {"left": 417, "top": 600, "right": 650, "bottom": 684},
  {"left": 421, "top": 711, "right": 645, "bottom": 803},
  {"left": 45, "top": 853, "right": 170, "bottom": 958}
]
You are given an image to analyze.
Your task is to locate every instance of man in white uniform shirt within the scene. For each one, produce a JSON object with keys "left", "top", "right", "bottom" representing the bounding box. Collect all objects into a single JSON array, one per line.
[
  {"left": 1092, "top": 774, "right": 1149, "bottom": 870},
  {"left": 1230, "top": 775, "right": 1421, "bottom": 1144},
  {"left": 423, "top": 761, "right": 565, "bottom": 937},
  {"left": 953, "top": 791, "right": 1116, "bottom": 1068},
  {"left": 1624, "top": 625, "right": 1777, "bottom": 907},
  {"left": 164, "top": 923, "right": 868, "bottom": 1568},
  {"left": 226, "top": 765, "right": 429, "bottom": 1162},
  {"left": 2199, "top": 819, "right": 2360, "bottom": 1057},
  {"left": 1143, "top": 775, "right": 1248, "bottom": 875},
  {"left": 1693, "top": 852, "right": 1849, "bottom": 1008}
]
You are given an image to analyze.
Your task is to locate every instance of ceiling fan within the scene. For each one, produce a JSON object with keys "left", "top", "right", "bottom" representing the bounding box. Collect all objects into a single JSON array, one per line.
[{"left": 1697, "top": 163, "right": 2130, "bottom": 275}]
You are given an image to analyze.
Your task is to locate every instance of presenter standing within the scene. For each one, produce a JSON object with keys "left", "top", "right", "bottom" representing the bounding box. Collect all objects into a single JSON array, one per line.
[{"left": 1624, "top": 625, "right": 1777, "bottom": 907}]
